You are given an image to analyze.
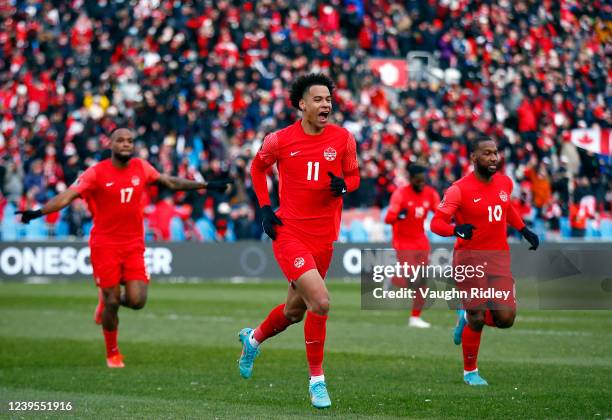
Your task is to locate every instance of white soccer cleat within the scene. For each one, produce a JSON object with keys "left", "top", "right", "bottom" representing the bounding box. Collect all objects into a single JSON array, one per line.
[{"left": 408, "top": 316, "right": 431, "bottom": 328}]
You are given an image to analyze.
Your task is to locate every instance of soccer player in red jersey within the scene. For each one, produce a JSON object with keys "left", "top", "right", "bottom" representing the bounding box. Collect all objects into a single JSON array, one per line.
[
  {"left": 385, "top": 164, "right": 440, "bottom": 328},
  {"left": 238, "top": 74, "right": 359, "bottom": 409},
  {"left": 16, "top": 128, "right": 231, "bottom": 368},
  {"left": 430, "top": 137, "right": 539, "bottom": 385}
]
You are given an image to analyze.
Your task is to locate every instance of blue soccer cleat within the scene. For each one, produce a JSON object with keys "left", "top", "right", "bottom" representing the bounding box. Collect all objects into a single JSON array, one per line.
[
  {"left": 309, "top": 381, "right": 332, "bottom": 409},
  {"left": 453, "top": 309, "right": 467, "bottom": 345},
  {"left": 238, "top": 328, "right": 260, "bottom": 379},
  {"left": 464, "top": 371, "right": 488, "bottom": 386}
]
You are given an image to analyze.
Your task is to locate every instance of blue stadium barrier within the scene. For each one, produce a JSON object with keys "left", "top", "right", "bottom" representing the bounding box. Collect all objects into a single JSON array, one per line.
[
  {"left": 559, "top": 217, "right": 571, "bottom": 238},
  {"left": 349, "top": 220, "right": 369, "bottom": 242},
  {"left": 196, "top": 217, "right": 216, "bottom": 241},
  {"left": 2, "top": 203, "right": 19, "bottom": 240},
  {"left": 83, "top": 221, "right": 93, "bottom": 236},
  {"left": 24, "top": 218, "right": 48, "bottom": 240},
  {"left": 586, "top": 220, "right": 601, "bottom": 238},
  {"left": 533, "top": 219, "right": 547, "bottom": 240},
  {"left": 601, "top": 219, "right": 612, "bottom": 238},
  {"left": 170, "top": 217, "right": 185, "bottom": 241},
  {"left": 54, "top": 220, "right": 70, "bottom": 238},
  {"left": 338, "top": 226, "right": 349, "bottom": 242}
]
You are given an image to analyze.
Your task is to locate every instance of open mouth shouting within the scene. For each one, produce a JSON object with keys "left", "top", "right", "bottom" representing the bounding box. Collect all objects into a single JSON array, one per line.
[{"left": 317, "top": 110, "right": 330, "bottom": 123}]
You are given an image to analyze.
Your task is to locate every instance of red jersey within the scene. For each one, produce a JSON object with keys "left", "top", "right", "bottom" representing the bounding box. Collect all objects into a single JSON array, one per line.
[
  {"left": 437, "top": 172, "right": 523, "bottom": 250},
  {"left": 385, "top": 185, "right": 440, "bottom": 250},
  {"left": 70, "top": 158, "right": 160, "bottom": 247},
  {"left": 252, "top": 121, "right": 359, "bottom": 242}
]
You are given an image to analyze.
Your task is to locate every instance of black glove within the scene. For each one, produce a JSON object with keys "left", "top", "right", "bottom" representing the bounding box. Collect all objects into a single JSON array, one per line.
[
  {"left": 15, "top": 209, "right": 43, "bottom": 224},
  {"left": 328, "top": 171, "right": 347, "bottom": 197},
  {"left": 206, "top": 179, "right": 233, "bottom": 192},
  {"left": 520, "top": 227, "right": 539, "bottom": 250},
  {"left": 397, "top": 209, "right": 408, "bottom": 220},
  {"left": 454, "top": 224, "right": 476, "bottom": 240},
  {"left": 261, "top": 205, "right": 282, "bottom": 240}
]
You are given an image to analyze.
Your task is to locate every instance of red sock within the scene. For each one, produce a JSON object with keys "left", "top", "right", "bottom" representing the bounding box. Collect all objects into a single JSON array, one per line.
[
  {"left": 411, "top": 285, "right": 426, "bottom": 317},
  {"left": 304, "top": 311, "right": 327, "bottom": 377},
  {"left": 253, "top": 304, "right": 292, "bottom": 343},
  {"left": 484, "top": 310, "right": 496, "bottom": 327},
  {"left": 103, "top": 329, "right": 119, "bottom": 357},
  {"left": 462, "top": 324, "right": 482, "bottom": 372}
]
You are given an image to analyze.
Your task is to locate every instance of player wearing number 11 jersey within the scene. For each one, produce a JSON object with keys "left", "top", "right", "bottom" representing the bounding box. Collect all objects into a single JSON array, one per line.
[
  {"left": 238, "top": 74, "right": 359, "bottom": 409},
  {"left": 16, "top": 128, "right": 232, "bottom": 368},
  {"left": 430, "top": 137, "right": 539, "bottom": 386}
]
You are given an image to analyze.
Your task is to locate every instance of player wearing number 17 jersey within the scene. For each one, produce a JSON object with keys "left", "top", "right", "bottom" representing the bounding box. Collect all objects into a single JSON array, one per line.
[
  {"left": 16, "top": 128, "right": 232, "bottom": 368},
  {"left": 430, "top": 137, "right": 539, "bottom": 386},
  {"left": 384, "top": 164, "right": 440, "bottom": 328},
  {"left": 238, "top": 74, "right": 360, "bottom": 409}
]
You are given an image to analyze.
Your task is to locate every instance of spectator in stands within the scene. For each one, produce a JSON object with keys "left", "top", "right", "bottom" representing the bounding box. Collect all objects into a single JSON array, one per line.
[{"left": 0, "top": 0, "right": 609, "bottom": 241}]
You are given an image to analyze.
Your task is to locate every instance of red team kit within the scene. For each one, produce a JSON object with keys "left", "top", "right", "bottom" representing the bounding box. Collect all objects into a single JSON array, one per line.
[{"left": 14, "top": 74, "right": 539, "bottom": 409}]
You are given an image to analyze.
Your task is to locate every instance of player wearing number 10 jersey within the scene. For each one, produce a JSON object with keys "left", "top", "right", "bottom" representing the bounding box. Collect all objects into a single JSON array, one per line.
[
  {"left": 16, "top": 128, "right": 232, "bottom": 368},
  {"left": 430, "top": 137, "right": 539, "bottom": 386},
  {"left": 238, "top": 74, "right": 359, "bottom": 409}
]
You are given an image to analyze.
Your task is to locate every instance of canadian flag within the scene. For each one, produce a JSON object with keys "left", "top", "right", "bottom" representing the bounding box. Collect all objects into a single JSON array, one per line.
[
  {"left": 570, "top": 126, "right": 611, "bottom": 156},
  {"left": 368, "top": 58, "right": 409, "bottom": 89}
]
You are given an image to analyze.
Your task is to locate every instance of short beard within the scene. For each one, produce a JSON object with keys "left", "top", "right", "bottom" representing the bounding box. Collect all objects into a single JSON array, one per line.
[
  {"left": 476, "top": 164, "right": 496, "bottom": 179},
  {"left": 115, "top": 153, "right": 132, "bottom": 163}
]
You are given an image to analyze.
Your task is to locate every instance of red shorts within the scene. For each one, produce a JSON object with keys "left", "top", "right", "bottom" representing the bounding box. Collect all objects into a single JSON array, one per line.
[
  {"left": 455, "top": 274, "right": 516, "bottom": 310},
  {"left": 392, "top": 249, "right": 430, "bottom": 288},
  {"left": 452, "top": 249, "right": 515, "bottom": 310},
  {"left": 272, "top": 229, "right": 334, "bottom": 283},
  {"left": 90, "top": 245, "right": 149, "bottom": 288}
]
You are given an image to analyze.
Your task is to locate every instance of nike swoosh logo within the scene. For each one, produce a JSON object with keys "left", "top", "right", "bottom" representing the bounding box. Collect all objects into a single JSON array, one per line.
[
  {"left": 473, "top": 198, "right": 482, "bottom": 202},
  {"left": 305, "top": 340, "right": 319, "bottom": 345},
  {"left": 457, "top": 232, "right": 465, "bottom": 238},
  {"left": 290, "top": 151, "right": 300, "bottom": 156},
  {"left": 106, "top": 182, "right": 114, "bottom": 187}
]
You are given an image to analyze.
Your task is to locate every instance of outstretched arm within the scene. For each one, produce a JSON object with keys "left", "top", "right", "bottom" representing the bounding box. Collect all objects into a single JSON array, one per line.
[
  {"left": 156, "top": 174, "right": 231, "bottom": 192},
  {"left": 156, "top": 175, "right": 204, "bottom": 191},
  {"left": 16, "top": 188, "right": 80, "bottom": 223}
]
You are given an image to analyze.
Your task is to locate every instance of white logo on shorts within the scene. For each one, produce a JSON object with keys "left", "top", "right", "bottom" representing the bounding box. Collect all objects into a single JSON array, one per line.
[
  {"left": 294, "top": 257, "right": 305, "bottom": 268},
  {"left": 131, "top": 176, "right": 141, "bottom": 186}
]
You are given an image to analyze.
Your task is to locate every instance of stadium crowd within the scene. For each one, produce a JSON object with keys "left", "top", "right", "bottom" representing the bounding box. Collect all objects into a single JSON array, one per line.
[{"left": 0, "top": 0, "right": 610, "bottom": 241}]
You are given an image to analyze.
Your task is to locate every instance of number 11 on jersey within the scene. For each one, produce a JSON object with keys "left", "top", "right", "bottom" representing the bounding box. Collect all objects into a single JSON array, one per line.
[{"left": 307, "top": 161, "right": 319, "bottom": 181}]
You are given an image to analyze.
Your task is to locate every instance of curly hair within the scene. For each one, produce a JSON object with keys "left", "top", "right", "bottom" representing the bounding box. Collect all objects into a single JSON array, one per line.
[{"left": 289, "top": 73, "right": 335, "bottom": 110}]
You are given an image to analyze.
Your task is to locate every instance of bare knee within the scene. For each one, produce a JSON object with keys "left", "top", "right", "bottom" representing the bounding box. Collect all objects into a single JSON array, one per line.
[
  {"left": 494, "top": 313, "right": 515, "bottom": 329},
  {"left": 467, "top": 311, "right": 485, "bottom": 331},
  {"left": 309, "top": 295, "right": 330, "bottom": 316},
  {"left": 103, "top": 292, "right": 120, "bottom": 309},
  {"left": 127, "top": 295, "right": 147, "bottom": 310},
  {"left": 283, "top": 307, "right": 305, "bottom": 323}
]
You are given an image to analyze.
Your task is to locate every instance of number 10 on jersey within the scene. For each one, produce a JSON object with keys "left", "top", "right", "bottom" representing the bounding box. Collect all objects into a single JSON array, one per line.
[
  {"left": 488, "top": 205, "right": 502, "bottom": 222},
  {"left": 307, "top": 161, "right": 319, "bottom": 181}
]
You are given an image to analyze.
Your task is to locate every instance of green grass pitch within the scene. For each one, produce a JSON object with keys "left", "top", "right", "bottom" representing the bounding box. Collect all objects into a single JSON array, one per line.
[{"left": 0, "top": 281, "right": 610, "bottom": 418}]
